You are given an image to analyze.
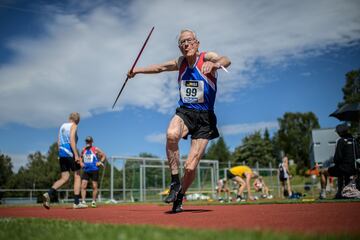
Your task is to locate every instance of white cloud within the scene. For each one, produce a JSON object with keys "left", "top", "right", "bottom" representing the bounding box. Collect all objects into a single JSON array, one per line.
[
  {"left": 220, "top": 121, "right": 279, "bottom": 136},
  {"left": 145, "top": 133, "right": 166, "bottom": 144},
  {"left": 0, "top": 0, "right": 359, "bottom": 127}
]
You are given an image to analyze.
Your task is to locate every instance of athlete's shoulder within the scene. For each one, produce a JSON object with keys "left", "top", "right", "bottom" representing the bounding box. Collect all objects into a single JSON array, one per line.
[
  {"left": 176, "top": 56, "right": 185, "bottom": 68},
  {"left": 204, "top": 51, "right": 220, "bottom": 61}
]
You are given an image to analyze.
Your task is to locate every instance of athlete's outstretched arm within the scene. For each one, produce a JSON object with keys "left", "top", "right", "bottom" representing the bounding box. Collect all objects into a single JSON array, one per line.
[{"left": 127, "top": 59, "right": 179, "bottom": 78}]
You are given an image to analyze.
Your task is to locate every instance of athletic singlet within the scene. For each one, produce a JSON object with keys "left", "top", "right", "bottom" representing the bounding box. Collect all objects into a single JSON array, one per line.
[
  {"left": 229, "top": 166, "right": 253, "bottom": 178},
  {"left": 177, "top": 52, "right": 217, "bottom": 111},
  {"left": 58, "top": 122, "right": 77, "bottom": 158},
  {"left": 279, "top": 163, "right": 289, "bottom": 179},
  {"left": 81, "top": 146, "right": 100, "bottom": 172}
]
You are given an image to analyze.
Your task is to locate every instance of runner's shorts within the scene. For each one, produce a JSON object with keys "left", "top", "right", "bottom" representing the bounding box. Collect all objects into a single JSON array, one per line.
[
  {"left": 176, "top": 106, "right": 219, "bottom": 140},
  {"left": 59, "top": 157, "right": 81, "bottom": 172},
  {"left": 82, "top": 170, "right": 99, "bottom": 182},
  {"left": 226, "top": 170, "right": 236, "bottom": 180}
]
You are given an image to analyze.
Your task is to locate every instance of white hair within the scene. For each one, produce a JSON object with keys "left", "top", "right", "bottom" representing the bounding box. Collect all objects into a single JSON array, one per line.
[{"left": 178, "top": 28, "right": 198, "bottom": 45}]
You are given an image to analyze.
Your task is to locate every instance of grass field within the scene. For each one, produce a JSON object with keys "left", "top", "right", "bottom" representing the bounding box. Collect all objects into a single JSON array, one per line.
[{"left": 0, "top": 217, "right": 358, "bottom": 240}]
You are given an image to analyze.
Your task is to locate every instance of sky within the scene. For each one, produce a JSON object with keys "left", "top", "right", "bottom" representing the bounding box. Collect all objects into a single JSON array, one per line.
[{"left": 0, "top": 0, "right": 360, "bottom": 172}]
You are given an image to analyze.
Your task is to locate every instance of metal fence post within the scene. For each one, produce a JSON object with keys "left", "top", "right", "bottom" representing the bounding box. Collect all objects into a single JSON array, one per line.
[
  {"left": 162, "top": 159, "right": 165, "bottom": 200},
  {"left": 211, "top": 167, "right": 214, "bottom": 198},
  {"left": 139, "top": 166, "right": 143, "bottom": 202},
  {"left": 123, "top": 159, "right": 126, "bottom": 201},
  {"left": 110, "top": 157, "right": 114, "bottom": 201},
  {"left": 269, "top": 162, "right": 273, "bottom": 190},
  {"left": 143, "top": 159, "right": 146, "bottom": 201},
  {"left": 197, "top": 165, "right": 201, "bottom": 191}
]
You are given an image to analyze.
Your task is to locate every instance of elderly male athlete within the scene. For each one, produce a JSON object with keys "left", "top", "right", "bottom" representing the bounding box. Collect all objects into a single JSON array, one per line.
[
  {"left": 42, "top": 112, "right": 87, "bottom": 209},
  {"left": 80, "top": 136, "right": 106, "bottom": 208},
  {"left": 128, "top": 29, "right": 231, "bottom": 213}
]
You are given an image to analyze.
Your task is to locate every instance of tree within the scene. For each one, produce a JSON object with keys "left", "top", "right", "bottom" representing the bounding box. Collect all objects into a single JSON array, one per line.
[
  {"left": 275, "top": 112, "right": 320, "bottom": 173},
  {"left": 0, "top": 153, "right": 13, "bottom": 188},
  {"left": 232, "top": 130, "right": 276, "bottom": 167},
  {"left": 7, "top": 152, "right": 48, "bottom": 189},
  {"left": 0, "top": 153, "right": 14, "bottom": 200},
  {"left": 337, "top": 69, "right": 360, "bottom": 133},
  {"left": 338, "top": 69, "right": 360, "bottom": 107},
  {"left": 263, "top": 128, "right": 276, "bottom": 167}
]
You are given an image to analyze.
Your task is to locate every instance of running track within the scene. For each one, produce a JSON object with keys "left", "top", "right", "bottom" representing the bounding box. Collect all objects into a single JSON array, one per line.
[{"left": 1, "top": 202, "right": 359, "bottom": 234}]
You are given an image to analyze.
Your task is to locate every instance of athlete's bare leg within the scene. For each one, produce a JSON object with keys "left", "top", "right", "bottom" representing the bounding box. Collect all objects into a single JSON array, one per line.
[
  {"left": 234, "top": 176, "right": 246, "bottom": 197},
  {"left": 286, "top": 178, "right": 293, "bottom": 196},
  {"left": 74, "top": 170, "right": 81, "bottom": 195},
  {"left": 92, "top": 181, "right": 98, "bottom": 202},
  {"left": 320, "top": 169, "right": 329, "bottom": 189},
  {"left": 166, "top": 115, "right": 189, "bottom": 175},
  {"left": 52, "top": 171, "right": 70, "bottom": 189},
  {"left": 181, "top": 138, "right": 208, "bottom": 193},
  {"left": 81, "top": 180, "right": 88, "bottom": 202}
]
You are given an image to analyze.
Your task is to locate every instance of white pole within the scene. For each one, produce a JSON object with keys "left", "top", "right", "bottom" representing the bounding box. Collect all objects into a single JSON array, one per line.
[
  {"left": 110, "top": 157, "right": 114, "bottom": 201},
  {"left": 140, "top": 166, "right": 143, "bottom": 201},
  {"left": 123, "top": 159, "right": 126, "bottom": 201}
]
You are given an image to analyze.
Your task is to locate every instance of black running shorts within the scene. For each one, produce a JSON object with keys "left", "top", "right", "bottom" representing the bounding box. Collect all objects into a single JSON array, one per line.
[
  {"left": 59, "top": 157, "right": 81, "bottom": 172},
  {"left": 176, "top": 106, "right": 219, "bottom": 140},
  {"left": 81, "top": 170, "right": 99, "bottom": 182},
  {"left": 279, "top": 177, "right": 288, "bottom": 182},
  {"left": 226, "top": 170, "right": 236, "bottom": 180},
  {"left": 328, "top": 166, "right": 342, "bottom": 177}
]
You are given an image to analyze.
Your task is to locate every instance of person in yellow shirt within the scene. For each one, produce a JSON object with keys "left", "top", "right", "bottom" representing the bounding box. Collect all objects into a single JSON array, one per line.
[{"left": 227, "top": 165, "right": 258, "bottom": 202}]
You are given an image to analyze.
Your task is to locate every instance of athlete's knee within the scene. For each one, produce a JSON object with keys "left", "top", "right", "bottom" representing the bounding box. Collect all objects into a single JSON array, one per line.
[
  {"left": 166, "top": 130, "right": 180, "bottom": 143},
  {"left": 61, "top": 173, "right": 70, "bottom": 182},
  {"left": 184, "top": 163, "right": 197, "bottom": 172}
]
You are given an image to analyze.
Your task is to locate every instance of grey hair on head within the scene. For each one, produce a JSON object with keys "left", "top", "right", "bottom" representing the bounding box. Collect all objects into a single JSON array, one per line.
[{"left": 178, "top": 28, "right": 198, "bottom": 45}]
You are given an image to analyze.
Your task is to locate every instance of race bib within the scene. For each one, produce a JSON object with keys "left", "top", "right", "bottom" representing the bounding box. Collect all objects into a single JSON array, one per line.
[
  {"left": 83, "top": 153, "right": 94, "bottom": 163},
  {"left": 180, "top": 80, "right": 204, "bottom": 103}
]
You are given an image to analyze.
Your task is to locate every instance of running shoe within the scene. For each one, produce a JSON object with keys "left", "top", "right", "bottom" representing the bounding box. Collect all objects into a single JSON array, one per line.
[
  {"left": 172, "top": 196, "right": 183, "bottom": 213},
  {"left": 42, "top": 192, "right": 50, "bottom": 210},
  {"left": 319, "top": 190, "right": 326, "bottom": 199},
  {"left": 164, "top": 183, "right": 181, "bottom": 203},
  {"left": 91, "top": 201, "right": 96, "bottom": 208},
  {"left": 236, "top": 196, "right": 245, "bottom": 202},
  {"left": 73, "top": 202, "right": 88, "bottom": 209}
]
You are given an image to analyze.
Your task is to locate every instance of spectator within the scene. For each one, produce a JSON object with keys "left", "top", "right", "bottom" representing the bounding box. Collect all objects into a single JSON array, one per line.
[
  {"left": 216, "top": 178, "right": 231, "bottom": 202},
  {"left": 319, "top": 123, "right": 359, "bottom": 199},
  {"left": 253, "top": 176, "right": 273, "bottom": 199},
  {"left": 278, "top": 155, "right": 293, "bottom": 198}
]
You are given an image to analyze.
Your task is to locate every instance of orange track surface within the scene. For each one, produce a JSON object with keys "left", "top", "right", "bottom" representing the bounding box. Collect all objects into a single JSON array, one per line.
[{"left": 1, "top": 202, "right": 359, "bottom": 234}]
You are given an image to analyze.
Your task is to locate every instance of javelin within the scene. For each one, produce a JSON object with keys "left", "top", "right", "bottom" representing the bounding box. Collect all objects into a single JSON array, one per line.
[{"left": 112, "top": 26, "right": 155, "bottom": 109}]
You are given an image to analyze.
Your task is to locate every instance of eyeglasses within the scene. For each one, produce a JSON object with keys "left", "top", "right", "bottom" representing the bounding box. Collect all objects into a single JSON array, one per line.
[{"left": 178, "top": 38, "right": 197, "bottom": 47}]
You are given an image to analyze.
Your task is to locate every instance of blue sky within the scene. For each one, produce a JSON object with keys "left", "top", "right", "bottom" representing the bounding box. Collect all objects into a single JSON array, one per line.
[{"left": 0, "top": 0, "right": 360, "bottom": 172}]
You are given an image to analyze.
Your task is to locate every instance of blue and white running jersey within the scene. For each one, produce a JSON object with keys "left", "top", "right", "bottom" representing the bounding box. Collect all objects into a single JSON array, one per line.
[
  {"left": 81, "top": 146, "right": 100, "bottom": 172},
  {"left": 177, "top": 52, "right": 217, "bottom": 111},
  {"left": 58, "top": 122, "right": 77, "bottom": 158}
]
